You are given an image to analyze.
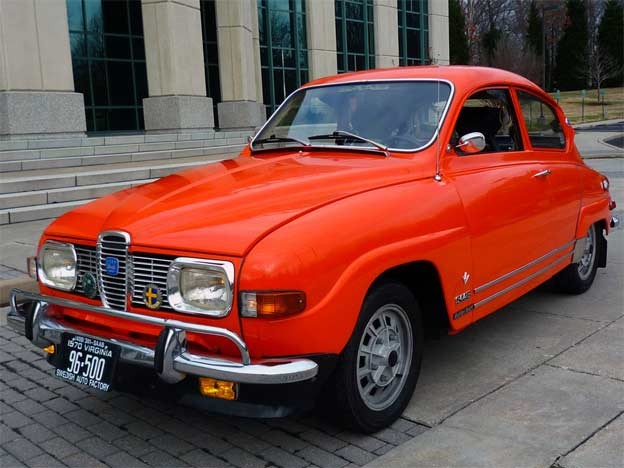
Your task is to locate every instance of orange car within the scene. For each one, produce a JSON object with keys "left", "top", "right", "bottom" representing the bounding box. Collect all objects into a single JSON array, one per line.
[{"left": 9, "top": 66, "right": 618, "bottom": 432}]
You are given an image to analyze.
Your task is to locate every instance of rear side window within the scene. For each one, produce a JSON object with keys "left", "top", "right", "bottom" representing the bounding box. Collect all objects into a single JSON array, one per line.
[{"left": 517, "top": 91, "right": 565, "bottom": 149}]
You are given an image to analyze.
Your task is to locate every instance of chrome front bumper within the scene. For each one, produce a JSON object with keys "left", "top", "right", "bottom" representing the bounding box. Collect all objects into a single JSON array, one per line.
[{"left": 8, "top": 289, "right": 318, "bottom": 385}]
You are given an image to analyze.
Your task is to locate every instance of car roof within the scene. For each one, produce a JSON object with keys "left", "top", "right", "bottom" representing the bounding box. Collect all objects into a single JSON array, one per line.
[{"left": 305, "top": 66, "right": 542, "bottom": 96}]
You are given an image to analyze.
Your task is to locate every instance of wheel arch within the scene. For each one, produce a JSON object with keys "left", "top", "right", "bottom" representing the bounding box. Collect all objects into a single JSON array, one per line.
[{"left": 369, "top": 260, "right": 451, "bottom": 336}]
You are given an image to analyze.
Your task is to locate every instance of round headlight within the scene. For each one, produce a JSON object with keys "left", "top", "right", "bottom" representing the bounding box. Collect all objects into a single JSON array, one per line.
[
  {"left": 167, "top": 258, "right": 234, "bottom": 316},
  {"left": 38, "top": 241, "right": 77, "bottom": 291}
]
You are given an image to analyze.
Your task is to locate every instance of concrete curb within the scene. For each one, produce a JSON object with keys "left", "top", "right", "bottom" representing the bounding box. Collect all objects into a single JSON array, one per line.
[
  {"left": 582, "top": 154, "right": 623, "bottom": 159},
  {"left": 573, "top": 119, "right": 624, "bottom": 129},
  {"left": 599, "top": 137, "right": 623, "bottom": 152},
  {"left": 0, "top": 275, "right": 38, "bottom": 306}
]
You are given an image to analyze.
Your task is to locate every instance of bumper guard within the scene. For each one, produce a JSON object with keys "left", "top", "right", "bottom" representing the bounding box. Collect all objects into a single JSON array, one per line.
[{"left": 8, "top": 289, "right": 318, "bottom": 385}]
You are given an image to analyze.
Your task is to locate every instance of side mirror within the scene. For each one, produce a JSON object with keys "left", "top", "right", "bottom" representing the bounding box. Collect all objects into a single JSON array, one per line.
[{"left": 456, "top": 132, "right": 486, "bottom": 154}]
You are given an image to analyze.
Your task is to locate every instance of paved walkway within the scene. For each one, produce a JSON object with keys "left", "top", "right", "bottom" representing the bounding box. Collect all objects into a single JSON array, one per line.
[
  {"left": 0, "top": 134, "right": 622, "bottom": 467},
  {"left": 367, "top": 233, "right": 624, "bottom": 468},
  {"left": 573, "top": 120, "right": 623, "bottom": 159}
]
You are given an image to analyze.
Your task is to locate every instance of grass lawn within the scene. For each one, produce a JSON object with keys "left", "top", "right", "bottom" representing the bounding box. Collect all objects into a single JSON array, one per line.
[{"left": 550, "top": 87, "right": 624, "bottom": 124}]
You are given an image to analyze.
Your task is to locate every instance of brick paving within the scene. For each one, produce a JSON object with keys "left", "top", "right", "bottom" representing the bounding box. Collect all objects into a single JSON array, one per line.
[
  {"left": 0, "top": 265, "right": 24, "bottom": 281},
  {"left": 0, "top": 326, "right": 429, "bottom": 468}
]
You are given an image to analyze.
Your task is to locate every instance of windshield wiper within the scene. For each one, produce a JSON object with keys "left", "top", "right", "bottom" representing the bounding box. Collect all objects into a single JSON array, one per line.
[
  {"left": 308, "top": 130, "right": 388, "bottom": 154},
  {"left": 253, "top": 134, "right": 310, "bottom": 148}
]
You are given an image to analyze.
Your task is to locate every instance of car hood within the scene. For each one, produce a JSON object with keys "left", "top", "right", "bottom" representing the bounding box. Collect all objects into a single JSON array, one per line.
[{"left": 46, "top": 151, "right": 429, "bottom": 256}]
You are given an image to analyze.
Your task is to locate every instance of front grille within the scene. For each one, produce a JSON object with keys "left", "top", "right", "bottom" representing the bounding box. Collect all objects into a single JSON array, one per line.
[
  {"left": 74, "top": 245, "right": 98, "bottom": 297},
  {"left": 71, "top": 234, "right": 179, "bottom": 312},
  {"left": 130, "top": 254, "right": 174, "bottom": 311},
  {"left": 97, "top": 232, "right": 129, "bottom": 310}
]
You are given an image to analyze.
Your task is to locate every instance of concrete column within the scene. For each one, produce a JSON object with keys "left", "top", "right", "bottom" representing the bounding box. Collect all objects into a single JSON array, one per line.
[
  {"left": 215, "top": 0, "right": 265, "bottom": 129},
  {"left": 374, "top": 0, "right": 400, "bottom": 68},
  {"left": 428, "top": 0, "right": 450, "bottom": 65},
  {"left": 141, "top": 0, "right": 213, "bottom": 132},
  {"left": 251, "top": 0, "right": 263, "bottom": 104},
  {"left": 306, "top": 0, "right": 337, "bottom": 79},
  {"left": 0, "top": 0, "right": 86, "bottom": 139}
]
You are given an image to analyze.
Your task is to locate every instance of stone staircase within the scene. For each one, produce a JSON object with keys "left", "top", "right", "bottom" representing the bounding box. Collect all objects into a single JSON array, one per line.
[{"left": 0, "top": 130, "right": 251, "bottom": 224}]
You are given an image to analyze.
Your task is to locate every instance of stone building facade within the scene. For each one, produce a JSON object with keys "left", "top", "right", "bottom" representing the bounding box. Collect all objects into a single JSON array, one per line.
[{"left": 0, "top": 0, "right": 449, "bottom": 140}]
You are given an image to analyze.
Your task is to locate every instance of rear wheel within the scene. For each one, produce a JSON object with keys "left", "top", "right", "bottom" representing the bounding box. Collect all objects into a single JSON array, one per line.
[
  {"left": 328, "top": 281, "right": 423, "bottom": 433},
  {"left": 554, "top": 223, "right": 599, "bottom": 294}
]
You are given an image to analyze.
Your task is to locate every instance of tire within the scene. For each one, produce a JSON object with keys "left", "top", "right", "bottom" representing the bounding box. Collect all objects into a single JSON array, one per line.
[
  {"left": 327, "top": 281, "right": 423, "bottom": 433},
  {"left": 554, "top": 223, "right": 599, "bottom": 294}
]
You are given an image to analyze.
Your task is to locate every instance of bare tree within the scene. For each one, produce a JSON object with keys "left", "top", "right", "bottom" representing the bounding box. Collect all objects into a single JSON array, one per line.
[
  {"left": 491, "top": 34, "right": 541, "bottom": 83},
  {"left": 588, "top": 46, "right": 623, "bottom": 101}
]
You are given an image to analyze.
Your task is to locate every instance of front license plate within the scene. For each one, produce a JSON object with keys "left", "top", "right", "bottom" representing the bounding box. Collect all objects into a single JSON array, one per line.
[{"left": 55, "top": 333, "right": 119, "bottom": 392}]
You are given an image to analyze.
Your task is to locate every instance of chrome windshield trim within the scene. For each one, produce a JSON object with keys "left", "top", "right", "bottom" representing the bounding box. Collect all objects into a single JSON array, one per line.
[
  {"left": 474, "top": 240, "right": 576, "bottom": 294},
  {"left": 250, "top": 78, "right": 456, "bottom": 154}
]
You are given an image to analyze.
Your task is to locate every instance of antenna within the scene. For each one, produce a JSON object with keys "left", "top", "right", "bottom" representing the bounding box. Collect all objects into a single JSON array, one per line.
[{"left": 434, "top": 80, "right": 442, "bottom": 182}]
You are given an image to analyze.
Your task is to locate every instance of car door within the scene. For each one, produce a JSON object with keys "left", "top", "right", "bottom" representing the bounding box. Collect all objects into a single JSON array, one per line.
[
  {"left": 515, "top": 89, "right": 581, "bottom": 250},
  {"left": 443, "top": 87, "right": 554, "bottom": 321}
]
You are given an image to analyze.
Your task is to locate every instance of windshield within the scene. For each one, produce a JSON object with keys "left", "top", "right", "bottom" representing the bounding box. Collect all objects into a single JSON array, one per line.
[{"left": 252, "top": 81, "right": 453, "bottom": 152}]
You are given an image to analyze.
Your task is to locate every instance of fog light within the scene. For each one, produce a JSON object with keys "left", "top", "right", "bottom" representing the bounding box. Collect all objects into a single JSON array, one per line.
[
  {"left": 198, "top": 377, "right": 236, "bottom": 400},
  {"left": 42, "top": 345, "right": 55, "bottom": 354}
]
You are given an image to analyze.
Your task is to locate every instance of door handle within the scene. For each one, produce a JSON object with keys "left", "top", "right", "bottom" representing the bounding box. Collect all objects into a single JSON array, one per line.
[{"left": 533, "top": 169, "right": 551, "bottom": 178}]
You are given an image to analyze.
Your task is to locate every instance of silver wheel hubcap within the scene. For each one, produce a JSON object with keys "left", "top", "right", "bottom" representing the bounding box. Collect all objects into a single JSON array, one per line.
[
  {"left": 356, "top": 304, "right": 413, "bottom": 411},
  {"left": 577, "top": 226, "right": 596, "bottom": 280}
]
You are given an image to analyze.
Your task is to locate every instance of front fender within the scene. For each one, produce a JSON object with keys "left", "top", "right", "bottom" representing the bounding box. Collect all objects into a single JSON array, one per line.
[{"left": 239, "top": 178, "right": 472, "bottom": 358}]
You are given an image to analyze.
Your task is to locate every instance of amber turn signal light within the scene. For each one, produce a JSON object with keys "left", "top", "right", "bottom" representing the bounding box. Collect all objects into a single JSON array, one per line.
[
  {"left": 240, "top": 291, "right": 306, "bottom": 317},
  {"left": 198, "top": 378, "right": 236, "bottom": 400},
  {"left": 42, "top": 345, "right": 55, "bottom": 354}
]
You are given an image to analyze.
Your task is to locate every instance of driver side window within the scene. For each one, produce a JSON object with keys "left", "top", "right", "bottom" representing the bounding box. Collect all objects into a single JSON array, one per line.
[{"left": 453, "top": 88, "right": 523, "bottom": 155}]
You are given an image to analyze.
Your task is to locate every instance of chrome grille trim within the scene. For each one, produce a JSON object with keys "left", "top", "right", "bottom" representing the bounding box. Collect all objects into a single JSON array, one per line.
[
  {"left": 74, "top": 245, "right": 98, "bottom": 297},
  {"left": 97, "top": 231, "right": 130, "bottom": 311},
  {"left": 130, "top": 254, "right": 174, "bottom": 311}
]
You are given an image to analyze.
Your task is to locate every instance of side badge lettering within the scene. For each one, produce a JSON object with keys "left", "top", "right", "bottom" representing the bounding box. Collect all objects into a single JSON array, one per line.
[
  {"left": 453, "top": 304, "right": 475, "bottom": 320},
  {"left": 455, "top": 291, "right": 472, "bottom": 304}
]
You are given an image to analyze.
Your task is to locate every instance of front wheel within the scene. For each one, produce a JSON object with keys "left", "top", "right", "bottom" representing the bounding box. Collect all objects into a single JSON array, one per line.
[
  {"left": 327, "top": 281, "right": 423, "bottom": 433},
  {"left": 554, "top": 223, "right": 599, "bottom": 294}
]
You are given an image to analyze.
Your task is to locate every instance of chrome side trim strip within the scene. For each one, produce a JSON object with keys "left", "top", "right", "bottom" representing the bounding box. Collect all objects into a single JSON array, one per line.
[
  {"left": 474, "top": 253, "right": 569, "bottom": 309},
  {"left": 474, "top": 240, "right": 575, "bottom": 294}
]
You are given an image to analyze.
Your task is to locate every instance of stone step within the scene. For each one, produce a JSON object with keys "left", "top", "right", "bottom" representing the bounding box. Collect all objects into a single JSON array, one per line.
[
  {"left": 0, "top": 156, "right": 227, "bottom": 195},
  {"left": 0, "top": 179, "right": 157, "bottom": 210},
  {"left": 0, "top": 130, "right": 253, "bottom": 152},
  {"left": 0, "top": 137, "right": 248, "bottom": 167},
  {"left": 0, "top": 199, "right": 94, "bottom": 225},
  {"left": 0, "top": 142, "right": 245, "bottom": 173}
]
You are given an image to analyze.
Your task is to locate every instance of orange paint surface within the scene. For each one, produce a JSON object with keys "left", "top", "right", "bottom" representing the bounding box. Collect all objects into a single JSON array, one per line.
[{"left": 38, "top": 66, "right": 614, "bottom": 360}]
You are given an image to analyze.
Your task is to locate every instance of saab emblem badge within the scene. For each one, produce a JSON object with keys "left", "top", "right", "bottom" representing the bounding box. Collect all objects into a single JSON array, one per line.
[
  {"left": 105, "top": 257, "right": 119, "bottom": 276},
  {"left": 82, "top": 272, "right": 98, "bottom": 298},
  {"left": 143, "top": 284, "right": 162, "bottom": 310}
]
